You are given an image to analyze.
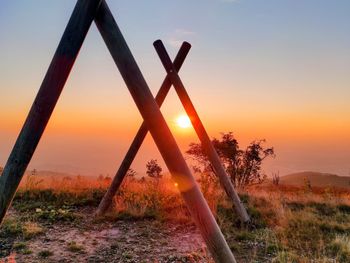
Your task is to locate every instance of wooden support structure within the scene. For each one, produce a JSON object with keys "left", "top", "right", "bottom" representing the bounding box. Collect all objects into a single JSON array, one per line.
[
  {"left": 0, "top": 0, "right": 238, "bottom": 262},
  {"left": 0, "top": 0, "right": 104, "bottom": 222},
  {"left": 96, "top": 42, "right": 191, "bottom": 216},
  {"left": 94, "top": 3, "right": 236, "bottom": 261},
  {"left": 96, "top": 41, "right": 250, "bottom": 223},
  {"left": 154, "top": 40, "right": 250, "bottom": 222}
]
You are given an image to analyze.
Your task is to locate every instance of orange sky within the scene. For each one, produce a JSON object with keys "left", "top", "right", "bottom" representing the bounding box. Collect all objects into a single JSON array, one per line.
[
  {"left": 0, "top": 1, "right": 349, "bottom": 177},
  {"left": 1, "top": 94, "right": 349, "bottom": 177}
]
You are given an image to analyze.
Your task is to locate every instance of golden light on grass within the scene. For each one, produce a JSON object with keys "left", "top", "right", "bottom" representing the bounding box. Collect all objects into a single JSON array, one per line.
[{"left": 175, "top": 114, "right": 192, "bottom": 129}]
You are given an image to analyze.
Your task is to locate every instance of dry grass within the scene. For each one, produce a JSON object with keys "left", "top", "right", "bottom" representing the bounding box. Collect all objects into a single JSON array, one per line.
[
  {"left": 22, "top": 222, "right": 43, "bottom": 240},
  {"left": 4, "top": 174, "right": 350, "bottom": 262}
]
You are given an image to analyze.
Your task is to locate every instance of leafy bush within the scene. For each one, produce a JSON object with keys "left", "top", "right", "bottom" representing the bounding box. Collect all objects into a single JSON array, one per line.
[{"left": 187, "top": 132, "right": 274, "bottom": 188}]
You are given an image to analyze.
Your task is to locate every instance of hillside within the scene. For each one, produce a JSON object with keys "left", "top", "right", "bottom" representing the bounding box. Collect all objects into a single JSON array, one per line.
[
  {"left": 17, "top": 170, "right": 103, "bottom": 190},
  {"left": 2, "top": 176, "right": 350, "bottom": 262},
  {"left": 281, "top": 171, "right": 350, "bottom": 189}
]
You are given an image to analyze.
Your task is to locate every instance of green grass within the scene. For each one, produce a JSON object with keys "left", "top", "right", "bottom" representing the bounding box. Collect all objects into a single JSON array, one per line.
[
  {"left": 214, "top": 193, "right": 350, "bottom": 262},
  {"left": 0, "top": 218, "right": 23, "bottom": 238},
  {"left": 326, "top": 235, "right": 350, "bottom": 262},
  {"left": 13, "top": 241, "right": 27, "bottom": 250},
  {"left": 3, "top": 181, "right": 350, "bottom": 262},
  {"left": 13, "top": 189, "right": 105, "bottom": 210},
  {"left": 38, "top": 250, "right": 53, "bottom": 258}
]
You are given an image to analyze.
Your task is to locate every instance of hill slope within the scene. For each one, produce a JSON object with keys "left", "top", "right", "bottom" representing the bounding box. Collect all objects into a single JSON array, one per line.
[{"left": 281, "top": 171, "right": 350, "bottom": 189}]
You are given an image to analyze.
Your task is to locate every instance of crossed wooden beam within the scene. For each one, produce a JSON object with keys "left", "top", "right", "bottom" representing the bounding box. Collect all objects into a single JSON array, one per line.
[
  {"left": 0, "top": 1, "right": 249, "bottom": 262},
  {"left": 97, "top": 40, "right": 250, "bottom": 222}
]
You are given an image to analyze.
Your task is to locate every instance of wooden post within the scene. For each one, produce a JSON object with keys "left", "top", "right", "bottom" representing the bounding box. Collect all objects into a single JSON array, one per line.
[
  {"left": 153, "top": 40, "right": 250, "bottom": 223},
  {"left": 98, "top": 40, "right": 250, "bottom": 222},
  {"left": 94, "top": 2, "right": 236, "bottom": 262},
  {"left": 0, "top": 0, "right": 103, "bottom": 224},
  {"left": 96, "top": 43, "right": 191, "bottom": 216}
]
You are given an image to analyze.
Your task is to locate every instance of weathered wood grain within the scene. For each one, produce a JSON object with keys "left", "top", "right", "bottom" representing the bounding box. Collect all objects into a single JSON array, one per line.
[
  {"left": 1, "top": 1, "right": 237, "bottom": 261},
  {"left": 94, "top": 2, "right": 236, "bottom": 262},
  {"left": 0, "top": 0, "right": 103, "bottom": 224},
  {"left": 96, "top": 42, "right": 191, "bottom": 216},
  {"left": 154, "top": 40, "right": 250, "bottom": 223}
]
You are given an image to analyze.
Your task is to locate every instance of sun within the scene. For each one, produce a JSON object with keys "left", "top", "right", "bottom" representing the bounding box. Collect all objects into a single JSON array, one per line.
[{"left": 176, "top": 114, "right": 192, "bottom": 129}]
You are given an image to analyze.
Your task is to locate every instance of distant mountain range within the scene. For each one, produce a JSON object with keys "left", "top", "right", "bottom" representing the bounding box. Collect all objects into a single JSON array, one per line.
[
  {"left": 17, "top": 169, "right": 350, "bottom": 189},
  {"left": 281, "top": 171, "right": 350, "bottom": 189},
  {"left": 22, "top": 170, "right": 98, "bottom": 180}
]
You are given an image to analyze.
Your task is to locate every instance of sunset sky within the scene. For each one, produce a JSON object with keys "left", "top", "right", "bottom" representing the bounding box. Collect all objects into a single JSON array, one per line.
[{"left": 0, "top": 0, "right": 349, "bottom": 177}]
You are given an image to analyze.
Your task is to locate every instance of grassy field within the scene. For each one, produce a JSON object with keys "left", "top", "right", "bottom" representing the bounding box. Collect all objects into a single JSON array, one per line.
[{"left": 1, "top": 174, "right": 350, "bottom": 262}]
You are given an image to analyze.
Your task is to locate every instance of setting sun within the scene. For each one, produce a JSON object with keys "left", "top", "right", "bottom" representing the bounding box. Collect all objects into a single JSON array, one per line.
[{"left": 176, "top": 114, "right": 192, "bottom": 129}]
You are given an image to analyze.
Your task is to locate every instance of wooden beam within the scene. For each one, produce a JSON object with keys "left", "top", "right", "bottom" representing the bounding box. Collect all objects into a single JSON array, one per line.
[
  {"left": 94, "top": 2, "right": 236, "bottom": 262},
  {"left": 96, "top": 42, "right": 191, "bottom": 216},
  {"left": 98, "top": 41, "right": 250, "bottom": 223},
  {"left": 0, "top": 0, "right": 103, "bottom": 224},
  {"left": 153, "top": 40, "right": 250, "bottom": 223}
]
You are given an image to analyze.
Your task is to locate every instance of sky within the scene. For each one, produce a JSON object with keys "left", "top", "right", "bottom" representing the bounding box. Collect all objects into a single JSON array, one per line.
[{"left": 0, "top": 0, "right": 349, "bottom": 177}]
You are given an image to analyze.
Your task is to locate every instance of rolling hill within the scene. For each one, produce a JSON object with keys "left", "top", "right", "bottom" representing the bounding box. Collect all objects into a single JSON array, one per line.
[{"left": 280, "top": 171, "right": 350, "bottom": 189}]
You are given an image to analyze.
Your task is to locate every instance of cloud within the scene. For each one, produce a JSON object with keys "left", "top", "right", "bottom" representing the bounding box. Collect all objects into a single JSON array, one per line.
[
  {"left": 174, "top": 29, "right": 195, "bottom": 36},
  {"left": 166, "top": 38, "right": 183, "bottom": 49},
  {"left": 165, "top": 29, "right": 195, "bottom": 48}
]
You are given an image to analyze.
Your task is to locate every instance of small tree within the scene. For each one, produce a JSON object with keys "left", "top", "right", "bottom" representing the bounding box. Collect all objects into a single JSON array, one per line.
[
  {"left": 126, "top": 168, "right": 137, "bottom": 178},
  {"left": 104, "top": 175, "right": 112, "bottom": 185},
  {"left": 303, "top": 177, "right": 312, "bottom": 192},
  {"left": 146, "top": 159, "right": 163, "bottom": 179},
  {"left": 25, "top": 168, "right": 43, "bottom": 190},
  {"left": 98, "top": 174, "right": 104, "bottom": 181},
  {"left": 272, "top": 171, "right": 280, "bottom": 186},
  {"left": 187, "top": 132, "right": 275, "bottom": 189},
  {"left": 123, "top": 168, "right": 137, "bottom": 187}
]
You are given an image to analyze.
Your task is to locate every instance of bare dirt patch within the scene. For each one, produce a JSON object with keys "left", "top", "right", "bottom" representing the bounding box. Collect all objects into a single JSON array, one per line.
[{"left": 1, "top": 209, "right": 211, "bottom": 263}]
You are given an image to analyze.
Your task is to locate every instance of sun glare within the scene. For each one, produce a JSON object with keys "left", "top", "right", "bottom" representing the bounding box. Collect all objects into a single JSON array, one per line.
[{"left": 176, "top": 114, "right": 192, "bottom": 129}]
